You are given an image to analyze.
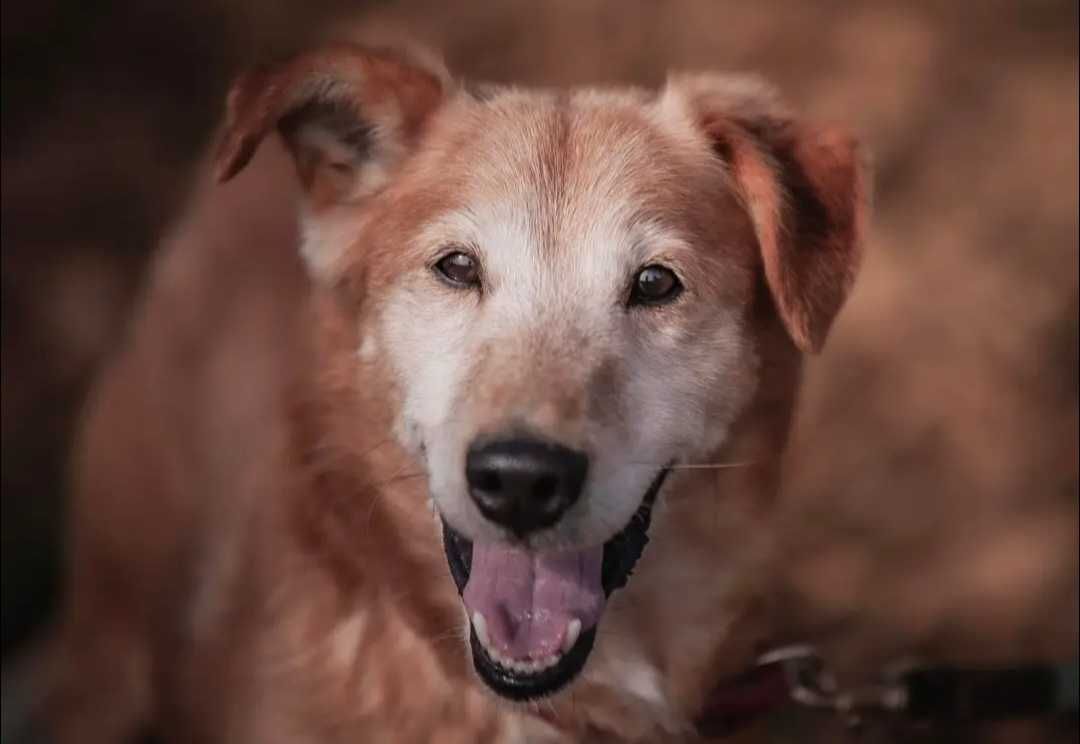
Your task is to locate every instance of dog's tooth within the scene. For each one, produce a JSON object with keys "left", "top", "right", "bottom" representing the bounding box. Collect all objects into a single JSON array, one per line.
[
  {"left": 473, "top": 611, "right": 578, "bottom": 675},
  {"left": 562, "top": 618, "right": 582, "bottom": 653},
  {"left": 472, "top": 612, "right": 490, "bottom": 648}
]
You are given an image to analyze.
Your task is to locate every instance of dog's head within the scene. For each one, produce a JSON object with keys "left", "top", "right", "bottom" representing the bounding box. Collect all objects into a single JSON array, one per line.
[{"left": 218, "top": 44, "right": 868, "bottom": 701}]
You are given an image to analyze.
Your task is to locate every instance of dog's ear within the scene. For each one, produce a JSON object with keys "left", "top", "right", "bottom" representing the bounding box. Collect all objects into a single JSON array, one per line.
[
  {"left": 663, "top": 75, "right": 870, "bottom": 353},
  {"left": 215, "top": 43, "right": 448, "bottom": 209}
]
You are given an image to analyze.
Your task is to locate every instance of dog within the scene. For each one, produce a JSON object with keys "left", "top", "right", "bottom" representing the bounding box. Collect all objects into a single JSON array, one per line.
[{"left": 44, "top": 42, "right": 868, "bottom": 743}]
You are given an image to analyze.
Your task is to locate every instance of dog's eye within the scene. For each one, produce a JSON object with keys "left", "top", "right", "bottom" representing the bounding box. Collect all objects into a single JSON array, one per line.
[
  {"left": 434, "top": 251, "right": 480, "bottom": 288},
  {"left": 629, "top": 265, "right": 682, "bottom": 306}
]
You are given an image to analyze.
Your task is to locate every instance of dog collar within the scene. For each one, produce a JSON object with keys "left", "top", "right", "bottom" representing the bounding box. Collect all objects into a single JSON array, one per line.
[
  {"left": 696, "top": 644, "right": 1080, "bottom": 738},
  {"left": 694, "top": 660, "right": 791, "bottom": 737}
]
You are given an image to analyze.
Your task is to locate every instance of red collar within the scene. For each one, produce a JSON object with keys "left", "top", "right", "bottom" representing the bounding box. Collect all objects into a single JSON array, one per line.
[{"left": 694, "top": 661, "right": 790, "bottom": 737}]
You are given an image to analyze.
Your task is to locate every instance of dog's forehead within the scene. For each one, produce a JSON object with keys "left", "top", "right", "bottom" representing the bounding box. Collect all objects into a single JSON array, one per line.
[
  {"left": 410, "top": 89, "right": 717, "bottom": 264},
  {"left": 444, "top": 89, "right": 688, "bottom": 204}
]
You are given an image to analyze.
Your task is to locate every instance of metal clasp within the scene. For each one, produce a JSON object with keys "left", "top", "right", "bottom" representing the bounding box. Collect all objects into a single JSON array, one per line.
[{"left": 757, "top": 644, "right": 912, "bottom": 729}]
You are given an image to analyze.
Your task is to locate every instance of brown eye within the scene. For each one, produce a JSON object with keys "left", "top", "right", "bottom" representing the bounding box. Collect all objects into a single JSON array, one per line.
[
  {"left": 630, "top": 265, "right": 682, "bottom": 306},
  {"left": 434, "top": 251, "right": 480, "bottom": 288}
]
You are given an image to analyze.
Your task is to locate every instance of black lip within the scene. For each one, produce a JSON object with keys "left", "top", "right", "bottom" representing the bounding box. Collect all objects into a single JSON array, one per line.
[
  {"left": 441, "top": 466, "right": 671, "bottom": 699},
  {"left": 470, "top": 624, "right": 597, "bottom": 701},
  {"left": 442, "top": 519, "right": 472, "bottom": 591},
  {"left": 600, "top": 466, "right": 669, "bottom": 595}
]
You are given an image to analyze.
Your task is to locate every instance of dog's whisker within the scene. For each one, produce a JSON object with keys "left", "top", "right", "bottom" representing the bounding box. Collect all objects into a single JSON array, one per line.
[
  {"left": 374, "top": 472, "right": 428, "bottom": 485},
  {"left": 626, "top": 460, "right": 768, "bottom": 470},
  {"left": 361, "top": 466, "right": 422, "bottom": 524},
  {"left": 423, "top": 630, "right": 469, "bottom": 647}
]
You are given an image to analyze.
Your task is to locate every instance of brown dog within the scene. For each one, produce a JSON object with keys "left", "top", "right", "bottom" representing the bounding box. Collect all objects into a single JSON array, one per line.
[{"left": 46, "top": 42, "right": 868, "bottom": 743}]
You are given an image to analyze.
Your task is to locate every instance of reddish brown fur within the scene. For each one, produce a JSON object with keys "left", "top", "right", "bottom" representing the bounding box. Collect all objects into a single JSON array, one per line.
[{"left": 45, "top": 43, "right": 867, "bottom": 743}]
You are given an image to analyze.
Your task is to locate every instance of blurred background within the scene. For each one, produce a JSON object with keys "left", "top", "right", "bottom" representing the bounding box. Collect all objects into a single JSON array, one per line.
[{"left": 2, "top": 0, "right": 1077, "bottom": 741}]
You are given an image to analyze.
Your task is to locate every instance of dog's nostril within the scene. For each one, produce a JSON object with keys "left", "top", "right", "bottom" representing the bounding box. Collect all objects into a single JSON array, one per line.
[
  {"left": 465, "top": 437, "right": 589, "bottom": 535},
  {"left": 532, "top": 475, "right": 558, "bottom": 504},
  {"left": 476, "top": 471, "right": 501, "bottom": 493}
]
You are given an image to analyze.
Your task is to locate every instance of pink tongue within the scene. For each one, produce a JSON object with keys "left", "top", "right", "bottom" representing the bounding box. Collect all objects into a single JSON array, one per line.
[{"left": 462, "top": 543, "right": 605, "bottom": 660}]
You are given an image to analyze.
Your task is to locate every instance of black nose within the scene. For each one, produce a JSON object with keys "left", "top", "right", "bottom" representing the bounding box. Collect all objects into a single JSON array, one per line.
[{"left": 465, "top": 437, "right": 588, "bottom": 536}]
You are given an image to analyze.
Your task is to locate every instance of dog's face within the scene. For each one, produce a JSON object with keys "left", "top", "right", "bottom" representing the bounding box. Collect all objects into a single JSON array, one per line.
[
  {"left": 218, "top": 45, "right": 866, "bottom": 702},
  {"left": 376, "top": 91, "right": 763, "bottom": 549}
]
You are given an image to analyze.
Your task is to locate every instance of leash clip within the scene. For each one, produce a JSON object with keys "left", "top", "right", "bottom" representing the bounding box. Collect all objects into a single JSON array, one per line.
[
  {"left": 757, "top": 645, "right": 1079, "bottom": 730},
  {"left": 757, "top": 645, "right": 911, "bottom": 729}
]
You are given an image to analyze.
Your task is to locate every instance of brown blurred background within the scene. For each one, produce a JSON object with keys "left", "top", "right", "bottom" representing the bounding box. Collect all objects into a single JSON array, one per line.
[{"left": 2, "top": 0, "right": 1077, "bottom": 740}]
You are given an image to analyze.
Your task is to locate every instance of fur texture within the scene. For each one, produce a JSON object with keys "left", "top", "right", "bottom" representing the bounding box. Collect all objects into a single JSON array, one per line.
[{"left": 45, "top": 43, "right": 868, "bottom": 743}]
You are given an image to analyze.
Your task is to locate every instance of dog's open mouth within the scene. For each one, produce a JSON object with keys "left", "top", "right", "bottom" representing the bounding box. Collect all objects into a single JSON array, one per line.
[{"left": 441, "top": 467, "right": 671, "bottom": 701}]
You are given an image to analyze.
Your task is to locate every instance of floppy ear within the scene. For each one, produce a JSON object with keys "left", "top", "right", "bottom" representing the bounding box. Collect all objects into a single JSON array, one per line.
[
  {"left": 215, "top": 43, "right": 448, "bottom": 209},
  {"left": 663, "top": 75, "right": 870, "bottom": 353}
]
